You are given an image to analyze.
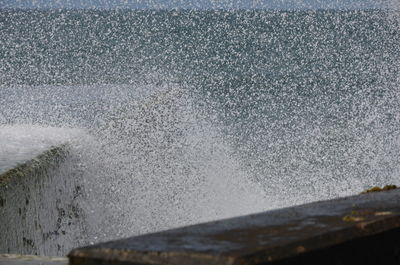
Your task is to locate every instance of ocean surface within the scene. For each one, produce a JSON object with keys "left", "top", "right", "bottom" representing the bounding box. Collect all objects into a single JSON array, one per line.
[{"left": 1, "top": 9, "right": 400, "bottom": 253}]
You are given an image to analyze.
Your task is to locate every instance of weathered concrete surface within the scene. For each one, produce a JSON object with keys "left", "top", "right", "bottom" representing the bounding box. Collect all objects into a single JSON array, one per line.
[
  {"left": 70, "top": 188, "right": 400, "bottom": 265},
  {"left": 0, "top": 145, "right": 87, "bottom": 256},
  {"left": 0, "top": 254, "right": 67, "bottom": 265},
  {"left": 0, "top": 146, "right": 66, "bottom": 187}
]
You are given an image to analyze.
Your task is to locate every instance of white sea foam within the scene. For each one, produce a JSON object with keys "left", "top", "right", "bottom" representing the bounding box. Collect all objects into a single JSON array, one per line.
[
  {"left": 71, "top": 84, "right": 269, "bottom": 242},
  {"left": 2, "top": 75, "right": 400, "bottom": 248},
  {"left": 0, "top": 125, "right": 85, "bottom": 173}
]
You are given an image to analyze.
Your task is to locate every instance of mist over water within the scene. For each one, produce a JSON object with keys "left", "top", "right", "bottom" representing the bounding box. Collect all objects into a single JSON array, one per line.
[{"left": 0, "top": 7, "right": 400, "bottom": 254}]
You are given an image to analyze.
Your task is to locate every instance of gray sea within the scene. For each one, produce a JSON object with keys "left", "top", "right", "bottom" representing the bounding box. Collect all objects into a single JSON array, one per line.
[{"left": 1, "top": 8, "right": 400, "bottom": 254}]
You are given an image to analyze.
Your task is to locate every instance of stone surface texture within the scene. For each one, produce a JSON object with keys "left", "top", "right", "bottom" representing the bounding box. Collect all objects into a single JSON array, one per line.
[
  {"left": 0, "top": 254, "right": 67, "bottom": 265},
  {"left": 0, "top": 145, "right": 87, "bottom": 256},
  {"left": 69, "top": 189, "right": 400, "bottom": 265}
]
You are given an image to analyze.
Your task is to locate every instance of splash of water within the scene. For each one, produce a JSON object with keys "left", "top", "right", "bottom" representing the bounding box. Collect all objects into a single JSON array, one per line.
[
  {"left": 76, "top": 84, "right": 268, "bottom": 242},
  {"left": 0, "top": 125, "right": 85, "bottom": 173},
  {"left": 0, "top": 7, "right": 399, "bottom": 255}
]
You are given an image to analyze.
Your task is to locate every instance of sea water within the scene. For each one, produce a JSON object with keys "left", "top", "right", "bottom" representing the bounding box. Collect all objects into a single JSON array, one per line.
[{"left": 0, "top": 9, "right": 399, "bottom": 254}]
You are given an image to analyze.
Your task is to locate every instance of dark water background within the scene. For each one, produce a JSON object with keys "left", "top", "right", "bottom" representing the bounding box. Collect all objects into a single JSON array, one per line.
[{"left": 1, "top": 10, "right": 399, "bottom": 85}]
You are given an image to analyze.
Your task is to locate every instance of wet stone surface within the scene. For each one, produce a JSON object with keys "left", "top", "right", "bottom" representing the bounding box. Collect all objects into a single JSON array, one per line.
[
  {"left": 0, "top": 145, "right": 88, "bottom": 256},
  {"left": 0, "top": 254, "right": 67, "bottom": 265},
  {"left": 69, "top": 189, "right": 400, "bottom": 265}
]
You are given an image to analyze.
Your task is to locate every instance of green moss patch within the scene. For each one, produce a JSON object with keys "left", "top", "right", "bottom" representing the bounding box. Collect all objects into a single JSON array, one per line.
[{"left": 361, "top": 185, "right": 398, "bottom": 194}]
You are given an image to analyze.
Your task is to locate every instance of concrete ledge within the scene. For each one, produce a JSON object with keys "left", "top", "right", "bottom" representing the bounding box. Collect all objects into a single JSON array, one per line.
[
  {"left": 0, "top": 144, "right": 87, "bottom": 256},
  {"left": 0, "top": 145, "right": 68, "bottom": 187},
  {"left": 69, "top": 189, "right": 400, "bottom": 265},
  {"left": 0, "top": 254, "right": 67, "bottom": 265}
]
